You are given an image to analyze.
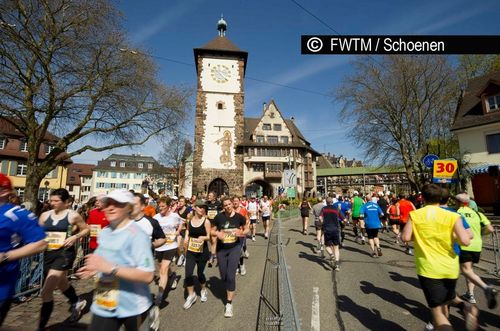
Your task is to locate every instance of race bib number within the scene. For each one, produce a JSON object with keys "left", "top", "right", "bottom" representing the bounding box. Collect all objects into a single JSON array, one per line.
[
  {"left": 94, "top": 275, "right": 119, "bottom": 311},
  {"left": 45, "top": 232, "right": 66, "bottom": 251},
  {"left": 249, "top": 210, "right": 256, "bottom": 218},
  {"left": 165, "top": 232, "right": 177, "bottom": 244},
  {"left": 222, "top": 229, "right": 237, "bottom": 244},
  {"left": 90, "top": 224, "right": 101, "bottom": 238},
  {"left": 187, "top": 237, "right": 204, "bottom": 253},
  {"left": 207, "top": 210, "right": 218, "bottom": 220}
]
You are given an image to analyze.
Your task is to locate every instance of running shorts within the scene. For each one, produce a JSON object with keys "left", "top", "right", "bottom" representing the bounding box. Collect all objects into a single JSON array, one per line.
[
  {"left": 44, "top": 249, "right": 76, "bottom": 272},
  {"left": 366, "top": 228, "right": 379, "bottom": 239},
  {"left": 324, "top": 229, "right": 340, "bottom": 246},
  {"left": 250, "top": 218, "right": 257, "bottom": 224},
  {"left": 262, "top": 215, "right": 270, "bottom": 222},
  {"left": 459, "top": 250, "right": 481, "bottom": 264},
  {"left": 418, "top": 275, "right": 457, "bottom": 308},
  {"left": 155, "top": 248, "right": 176, "bottom": 262}
]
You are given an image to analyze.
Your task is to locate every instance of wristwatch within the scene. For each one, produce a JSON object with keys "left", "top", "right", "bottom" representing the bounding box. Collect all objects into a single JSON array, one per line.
[
  {"left": 109, "top": 265, "right": 119, "bottom": 276},
  {"left": 0, "top": 253, "right": 9, "bottom": 265}
]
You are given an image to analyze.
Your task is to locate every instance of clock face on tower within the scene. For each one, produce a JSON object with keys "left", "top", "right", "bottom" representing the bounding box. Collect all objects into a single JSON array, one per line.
[{"left": 210, "top": 64, "right": 231, "bottom": 83}]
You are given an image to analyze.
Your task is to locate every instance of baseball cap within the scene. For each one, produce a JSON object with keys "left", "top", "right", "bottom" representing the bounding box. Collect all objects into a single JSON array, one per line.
[
  {"left": 0, "top": 173, "right": 12, "bottom": 190},
  {"left": 195, "top": 199, "right": 207, "bottom": 207},
  {"left": 353, "top": 190, "right": 359, "bottom": 195},
  {"left": 102, "top": 189, "right": 134, "bottom": 204},
  {"left": 455, "top": 193, "right": 470, "bottom": 204}
]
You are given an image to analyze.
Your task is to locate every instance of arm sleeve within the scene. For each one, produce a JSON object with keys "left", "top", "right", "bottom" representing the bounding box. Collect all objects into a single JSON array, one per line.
[
  {"left": 130, "top": 230, "right": 155, "bottom": 272},
  {"left": 148, "top": 217, "right": 166, "bottom": 239}
]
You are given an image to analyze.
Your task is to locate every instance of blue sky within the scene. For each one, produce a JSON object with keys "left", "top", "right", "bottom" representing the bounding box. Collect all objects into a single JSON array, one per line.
[{"left": 72, "top": 0, "right": 500, "bottom": 164}]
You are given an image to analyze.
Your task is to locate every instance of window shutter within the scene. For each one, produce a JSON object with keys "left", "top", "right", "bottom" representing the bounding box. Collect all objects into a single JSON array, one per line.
[
  {"left": 1, "top": 160, "right": 8, "bottom": 174},
  {"left": 9, "top": 161, "right": 17, "bottom": 175}
]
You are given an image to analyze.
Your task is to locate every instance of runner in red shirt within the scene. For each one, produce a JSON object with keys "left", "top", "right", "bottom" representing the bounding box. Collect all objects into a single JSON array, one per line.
[
  {"left": 86, "top": 194, "right": 109, "bottom": 252},
  {"left": 396, "top": 193, "right": 416, "bottom": 255}
]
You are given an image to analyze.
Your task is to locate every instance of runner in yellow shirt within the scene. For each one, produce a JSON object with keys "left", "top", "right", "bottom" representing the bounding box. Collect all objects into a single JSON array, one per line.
[{"left": 402, "top": 184, "right": 477, "bottom": 331}]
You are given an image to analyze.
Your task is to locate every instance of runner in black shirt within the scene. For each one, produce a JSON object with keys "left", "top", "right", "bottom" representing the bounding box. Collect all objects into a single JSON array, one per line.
[
  {"left": 211, "top": 197, "right": 249, "bottom": 318},
  {"left": 206, "top": 192, "right": 222, "bottom": 267}
]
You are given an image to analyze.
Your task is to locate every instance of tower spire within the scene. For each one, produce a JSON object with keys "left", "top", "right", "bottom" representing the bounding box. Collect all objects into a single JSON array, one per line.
[{"left": 217, "top": 14, "right": 227, "bottom": 36}]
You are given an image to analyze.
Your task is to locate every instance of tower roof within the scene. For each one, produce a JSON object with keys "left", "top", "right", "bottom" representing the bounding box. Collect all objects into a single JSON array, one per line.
[{"left": 193, "top": 17, "right": 248, "bottom": 75}]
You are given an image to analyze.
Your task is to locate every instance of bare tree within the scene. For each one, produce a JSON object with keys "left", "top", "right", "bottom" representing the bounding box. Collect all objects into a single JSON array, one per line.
[
  {"left": 457, "top": 55, "right": 500, "bottom": 87},
  {"left": 336, "top": 55, "right": 459, "bottom": 191},
  {"left": 0, "top": 0, "right": 191, "bottom": 207},
  {"left": 158, "top": 132, "right": 191, "bottom": 194}
]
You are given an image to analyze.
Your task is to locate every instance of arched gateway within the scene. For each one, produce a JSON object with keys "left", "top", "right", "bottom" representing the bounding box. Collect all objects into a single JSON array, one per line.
[
  {"left": 245, "top": 179, "right": 273, "bottom": 198},
  {"left": 208, "top": 178, "right": 230, "bottom": 197}
]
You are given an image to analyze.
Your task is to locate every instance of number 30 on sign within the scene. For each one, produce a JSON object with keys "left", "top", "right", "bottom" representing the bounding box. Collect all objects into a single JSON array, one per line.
[{"left": 433, "top": 159, "right": 458, "bottom": 183}]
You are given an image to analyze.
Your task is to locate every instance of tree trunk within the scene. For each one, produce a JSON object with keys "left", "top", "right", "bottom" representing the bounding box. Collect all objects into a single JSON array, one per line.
[{"left": 24, "top": 164, "right": 45, "bottom": 213}]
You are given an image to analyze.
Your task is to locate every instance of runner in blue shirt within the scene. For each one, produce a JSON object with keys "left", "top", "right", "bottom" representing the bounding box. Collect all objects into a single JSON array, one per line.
[
  {"left": 359, "top": 195, "right": 384, "bottom": 258},
  {"left": 0, "top": 174, "right": 47, "bottom": 327}
]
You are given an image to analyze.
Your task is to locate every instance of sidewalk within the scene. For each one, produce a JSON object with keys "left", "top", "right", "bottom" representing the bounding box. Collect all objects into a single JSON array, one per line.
[{"left": 3, "top": 278, "right": 95, "bottom": 331}]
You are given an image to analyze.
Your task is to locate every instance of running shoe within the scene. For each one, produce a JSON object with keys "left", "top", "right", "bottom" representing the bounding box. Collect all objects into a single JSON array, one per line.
[
  {"left": 424, "top": 321, "right": 434, "bottom": 331},
  {"left": 240, "top": 264, "right": 247, "bottom": 276},
  {"left": 405, "top": 247, "right": 413, "bottom": 255},
  {"left": 148, "top": 305, "right": 160, "bottom": 331},
  {"left": 361, "top": 237, "right": 366, "bottom": 245},
  {"left": 252, "top": 235, "right": 256, "bottom": 242},
  {"left": 177, "top": 254, "right": 185, "bottom": 267},
  {"left": 461, "top": 292, "right": 477, "bottom": 304},
  {"left": 208, "top": 255, "right": 215, "bottom": 268},
  {"left": 200, "top": 288, "right": 208, "bottom": 302},
  {"left": 183, "top": 293, "right": 197, "bottom": 309},
  {"left": 334, "top": 263, "right": 340, "bottom": 271},
  {"left": 244, "top": 250, "right": 250, "bottom": 258},
  {"left": 372, "top": 252, "right": 378, "bottom": 258},
  {"left": 171, "top": 276, "right": 178, "bottom": 290},
  {"left": 484, "top": 286, "right": 498, "bottom": 309},
  {"left": 264, "top": 233, "right": 268, "bottom": 239},
  {"left": 224, "top": 303, "right": 233, "bottom": 318},
  {"left": 377, "top": 248, "right": 383, "bottom": 257},
  {"left": 68, "top": 299, "right": 86, "bottom": 323}
]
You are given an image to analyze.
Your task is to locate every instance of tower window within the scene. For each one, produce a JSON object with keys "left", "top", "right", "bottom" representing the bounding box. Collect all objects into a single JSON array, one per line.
[{"left": 217, "top": 101, "right": 225, "bottom": 110}]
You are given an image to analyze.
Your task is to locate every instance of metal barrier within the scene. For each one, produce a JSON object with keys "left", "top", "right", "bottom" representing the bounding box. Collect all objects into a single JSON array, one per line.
[
  {"left": 257, "top": 207, "right": 301, "bottom": 331},
  {"left": 13, "top": 252, "right": 44, "bottom": 299},
  {"left": 490, "top": 225, "right": 499, "bottom": 277},
  {"left": 14, "top": 236, "right": 91, "bottom": 298}
]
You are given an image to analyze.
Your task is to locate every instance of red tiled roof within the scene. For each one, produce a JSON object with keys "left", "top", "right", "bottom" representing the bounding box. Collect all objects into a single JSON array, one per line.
[{"left": 67, "top": 163, "right": 95, "bottom": 185}]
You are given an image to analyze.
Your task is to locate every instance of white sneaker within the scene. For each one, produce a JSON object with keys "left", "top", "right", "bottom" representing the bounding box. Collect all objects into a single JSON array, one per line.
[
  {"left": 224, "top": 303, "right": 233, "bottom": 318},
  {"left": 171, "top": 278, "right": 178, "bottom": 289},
  {"left": 200, "top": 289, "right": 208, "bottom": 302},
  {"left": 183, "top": 293, "right": 197, "bottom": 309},
  {"left": 244, "top": 250, "right": 250, "bottom": 258},
  {"left": 177, "top": 254, "right": 185, "bottom": 267},
  {"left": 68, "top": 299, "right": 86, "bottom": 323},
  {"left": 240, "top": 264, "right": 247, "bottom": 276},
  {"left": 251, "top": 236, "right": 256, "bottom": 242}
]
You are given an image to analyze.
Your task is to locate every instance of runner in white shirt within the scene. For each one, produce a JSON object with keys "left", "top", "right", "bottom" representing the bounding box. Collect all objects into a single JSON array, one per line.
[
  {"left": 153, "top": 197, "right": 183, "bottom": 305},
  {"left": 259, "top": 195, "right": 272, "bottom": 239},
  {"left": 247, "top": 196, "right": 258, "bottom": 241},
  {"left": 131, "top": 193, "right": 166, "bottom": 249}
]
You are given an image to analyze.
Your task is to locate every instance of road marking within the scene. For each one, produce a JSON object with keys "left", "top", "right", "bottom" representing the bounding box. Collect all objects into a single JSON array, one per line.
[{"left": 311, "top": 287, "right": 320, "bottom": 331}]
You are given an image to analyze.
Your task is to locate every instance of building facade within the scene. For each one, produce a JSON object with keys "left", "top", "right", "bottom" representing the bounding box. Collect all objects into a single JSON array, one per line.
[
  {"left": 66, "top": 163, "right": 94, "bottom": 204},
  {"left": 191, "top": 18, "right": 319, "bottom": 198},
  {"left": 0, "top": 119, "right": 71, "bottom": 201},
  {"left": 452, "top": 71, "right": 500, "bottom": 212},
  {"left": 91, "top": 154, "right": 174, "bottom": 196}
]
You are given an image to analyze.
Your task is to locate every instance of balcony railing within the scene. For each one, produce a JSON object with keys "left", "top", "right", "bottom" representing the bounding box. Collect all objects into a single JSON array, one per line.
[{"left": 264, "top": 170, "right": 282, "bottom": 179}]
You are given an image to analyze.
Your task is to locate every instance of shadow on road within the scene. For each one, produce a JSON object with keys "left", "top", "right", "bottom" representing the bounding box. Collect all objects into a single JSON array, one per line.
[
  {"left": 360, "top": 280, "right": 429, "bottom": 323},
  {"left": 337, "top": 295, "right": 406, "bottom": 330},
  {"left": 207, "top": 276, "right": 227, "bottom": 305},
  {"left": 295, "top": 240, "right": 317, "bottom": 254},
  {"left": 298, "top": 251, "right": 331, "bottom": 271},
  {"left": 388, "top": 271, "right": 421, "bottom": 290},
  {"left": 341, "top": 244, "right": 373, "bottom": 258}
]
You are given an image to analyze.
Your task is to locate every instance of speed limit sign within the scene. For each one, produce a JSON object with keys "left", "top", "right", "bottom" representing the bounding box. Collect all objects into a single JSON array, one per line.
[{"left": 433, "top": 159, "right": 458, "bottom": 183}]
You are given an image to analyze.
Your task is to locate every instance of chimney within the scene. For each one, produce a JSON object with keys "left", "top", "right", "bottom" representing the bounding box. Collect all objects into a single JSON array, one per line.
[
  {"left": 290, "top": 116, "right": 295, "bottom": 122},
  {"left": 263, "top": 102, "right": 267, "bottom": 114}
]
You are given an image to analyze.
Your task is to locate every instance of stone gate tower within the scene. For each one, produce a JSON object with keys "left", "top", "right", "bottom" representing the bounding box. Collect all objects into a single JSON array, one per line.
[{"left": 192, "top": 17, "right": 247, "bottom": 196}]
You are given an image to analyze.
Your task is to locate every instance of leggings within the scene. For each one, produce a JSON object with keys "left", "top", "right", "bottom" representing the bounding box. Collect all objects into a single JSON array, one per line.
[
  {"left": 0, "top": 299, "right": 12, "bottom": 327},
  {"left": 217, "top": 245, "right": 241, "bottom": 292},
  {"left": 184, "top": 251, "right": 209, "bottom": 287},
  {"left": 89, "top": 310, "right": 148, "bottom": 331}
]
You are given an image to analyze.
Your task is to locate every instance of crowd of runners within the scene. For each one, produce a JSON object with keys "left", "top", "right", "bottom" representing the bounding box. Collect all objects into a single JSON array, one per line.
[{"left": 0, "top": 171, "right": 498, "bottom": 331}]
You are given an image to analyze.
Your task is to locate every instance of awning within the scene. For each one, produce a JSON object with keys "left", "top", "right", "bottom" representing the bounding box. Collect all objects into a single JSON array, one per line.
[{"left": 467, "top": 164, "right": 500, "bottom": 175}]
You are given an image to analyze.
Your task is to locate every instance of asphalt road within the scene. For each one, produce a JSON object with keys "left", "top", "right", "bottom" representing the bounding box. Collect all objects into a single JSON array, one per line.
[{"left": 3, "top": 217, "right": 499, "bottom": 331}]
